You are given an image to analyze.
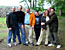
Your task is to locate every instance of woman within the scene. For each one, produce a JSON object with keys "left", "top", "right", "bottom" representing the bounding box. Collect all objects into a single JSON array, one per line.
[
  {"left": 36, "top": 10, "right": 50, "bottom": 46},
  {"left": 45, "top": 10, "right": 50, "bottom": 46},
  {"left": 34, "top": 11, "right": 41, "bottom": 42}
]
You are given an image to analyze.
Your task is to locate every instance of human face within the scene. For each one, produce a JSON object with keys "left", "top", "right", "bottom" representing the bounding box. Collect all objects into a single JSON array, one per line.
[
  {"left": 45, "top": 10, "right": 49, "bottom": 16},
  {"left": 51, "top": 9, "right": 54, "bottom": 14},
  {"left": 18, "top": 6, "right": 22, "bottom": 11},
  {"left": 35, "top": 12, "right": 39, "bottom": 16},
  {"left": 26, "top": 8, "right": 30, "bottom": 13},
  {"left": 11, "top": 8, "right": 15, "bottom": 12},
  {"left": 48, "top": 8, "right": 51, "bottom": 12}
]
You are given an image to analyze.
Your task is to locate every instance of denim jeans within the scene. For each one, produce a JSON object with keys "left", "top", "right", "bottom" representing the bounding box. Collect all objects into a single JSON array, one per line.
[
  {"left": 18, "top": 23, "right": 26, "bottom": 44},
  {"left": 15, "top": 27, "right": 21, "bottom": 43},
  {"left": 8, "top": 29, "right": 16, "bottom": 43}
]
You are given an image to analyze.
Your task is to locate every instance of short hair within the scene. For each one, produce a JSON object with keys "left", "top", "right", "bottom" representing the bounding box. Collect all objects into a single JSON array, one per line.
[
  {"left": 26, "top": 8, "right": 30, "bottom": 11},
  {"left": 12, "top": 6, "right": 15, "bottom": 9},
  {"left": 51, "top": 8, "right": 55, "bottom": 11},
  {"left": 19, "top": 5, "right": 22, "bottom": 8}
]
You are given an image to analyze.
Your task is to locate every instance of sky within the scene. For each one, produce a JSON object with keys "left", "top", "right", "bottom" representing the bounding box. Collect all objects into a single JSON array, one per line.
[{"left": 0, "top": 0, "right": 51, "bottom": 9}]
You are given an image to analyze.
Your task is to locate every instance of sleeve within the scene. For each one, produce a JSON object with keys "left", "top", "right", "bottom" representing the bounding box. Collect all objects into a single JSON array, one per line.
[
  {"left": 32, "top": 13, "right": 35, "bottom": 26},
  {"left": 22, "top": 12, "right": 25, "bottom": 25},
  {"left": 6, "top": 13, "right": 10, "bottom": 28},
  {"left": 46, "top": 15, "right": 56, "bottom": 24}
]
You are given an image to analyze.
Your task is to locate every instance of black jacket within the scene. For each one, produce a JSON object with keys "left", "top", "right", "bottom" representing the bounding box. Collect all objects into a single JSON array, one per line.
[
  {"left": 41, "top": 16, "right": 46, "bottom": 29},
  {"left": 16, "top": 11, "right": 25, "bottom": 25},
  {"left": 6, "top": 12, "right": 18, "bottom": 29},
  {"left": 46, "top": 13, "right": 58, "bottom": 32}
]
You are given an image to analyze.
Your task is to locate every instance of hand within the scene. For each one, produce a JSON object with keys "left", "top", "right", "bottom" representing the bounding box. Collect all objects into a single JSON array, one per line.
[
  {"left": 8, "top": 28, "right": 12, "bottom": 30},
  {"left": 41, "top": 28, "right": 43, "bottom": 31},
  {"left": 41, "top": 23, "right": 45, "bottom": 25},
  {"left": 32, "top": 26, "right": 34, "bottom": 29},
  {"left": 22, "top": 25, "right": 24, "bottom": 29}
]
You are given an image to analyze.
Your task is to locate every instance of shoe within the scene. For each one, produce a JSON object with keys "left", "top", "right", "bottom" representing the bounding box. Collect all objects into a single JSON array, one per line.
[
  {"left": 45, "top": 44, "right": 48, "bottom": 46},
  {"left": 8, "top": 43, "right": 12, "bottom": 47},
  {"left": 18, "top": 42, "right": 21, "bottom": 44},
  {"left": 48, "top": 43, "right": 55, "bottom": 47},
  {"left": 26, "top": 41, "right": 28, "bottom": 44},
  {"left": 45, "top": 42, "right": 48, "bottom": 46},
  {"left": 13, "top": 42, "right": 17, "bottom": 46},
  {"left": 17, "top": 42, "right": 21, "bottom": 45},
  {"left": 23, "top": 44, "right": 28, "bottom": 46},
  {"left": 35, "top": 44, "right": 39, "bottom": 46},
  {"left": 56, "top": 45, "right": 61, "bottom": 49},
  {"left": 30, "top": 43, "right": 34, "bottom": 46}
]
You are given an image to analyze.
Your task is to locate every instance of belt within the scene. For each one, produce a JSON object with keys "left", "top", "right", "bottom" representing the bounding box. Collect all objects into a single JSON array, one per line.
[{"left": 25, "top": 24, "right": 30, "bottom": 25}]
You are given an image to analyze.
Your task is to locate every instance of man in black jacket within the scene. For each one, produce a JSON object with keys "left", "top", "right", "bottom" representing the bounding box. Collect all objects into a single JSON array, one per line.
[
  {"left": 46, "top": 8, "right": 61, "bottom": 49},
  {"left": 6, "top": 7, "right": 17, "bottom": 47},
  {"left": 16, "top": 5, "right": 27, "bottom": 46}
]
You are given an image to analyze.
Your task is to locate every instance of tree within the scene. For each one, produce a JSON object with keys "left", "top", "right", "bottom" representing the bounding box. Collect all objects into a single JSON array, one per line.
[
  {"left": 20, "top": 0, "right": 29, "bottom": 8},
  {"left": 46, "top": 0, "right": 65, "bottom": 16},
  {"left": 38, "top": 0, "right": 44, "bottom": 8}
]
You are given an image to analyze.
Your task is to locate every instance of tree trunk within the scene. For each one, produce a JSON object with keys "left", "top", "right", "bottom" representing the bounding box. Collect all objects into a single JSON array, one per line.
[
  {"left": 33, "top": 0, "right": 34, "bottom": 8},
  {"left": 59, "top": 9, "right": 62, "bottom": 16},
  {"left": 30, "top": 0, "right": 31, "bottom": 8}
]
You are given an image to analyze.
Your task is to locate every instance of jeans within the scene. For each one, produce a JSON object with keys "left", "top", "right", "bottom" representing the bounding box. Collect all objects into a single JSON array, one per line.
[
  {"left": 18, "top": 23, "right": 26, "bottom": 44},
  {"left": 15, "top": 27, "right": 21, "bottom": 43},
  {"left": 8, "top": 29, "right": 16, "bottom": 43}
]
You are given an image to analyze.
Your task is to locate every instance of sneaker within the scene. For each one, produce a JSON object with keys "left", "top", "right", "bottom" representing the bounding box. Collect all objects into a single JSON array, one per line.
[
  {"left": 35, "top": 44, "right": 39, "bottom": 46},
  {"left": 30, "top": 43, "right": 34, "bottom": 46},
  {"left": 13, "top": 42, "right": 17, "bottom": 46},
  {"left": 23, "top": 44, "right": 28, "bottom": 46},
  {"left": 48, "top": 43, "right": 55, "bottom": 47},
  {"left": 45, "top": 42, "right": 48, "bottom": 46},
  {"left": 57, "top": 45, "right": 61, "bottom": 49},
  {"left": 8, "top": 43, "right": 12, "bottom": 47},
  {"left": 26, "top": 41, "right": 28, "bottom": 44},
  {"left": 17, "top": 42, "right": 21, "bottom": 45}
]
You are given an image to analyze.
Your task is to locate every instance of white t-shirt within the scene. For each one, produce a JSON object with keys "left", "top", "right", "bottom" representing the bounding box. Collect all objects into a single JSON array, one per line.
[{"left": 46, "top": 16, "right": 50, "bottom": 22}]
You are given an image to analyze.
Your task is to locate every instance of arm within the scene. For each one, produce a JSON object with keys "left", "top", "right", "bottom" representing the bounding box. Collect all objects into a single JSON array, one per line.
[
  {"left": 46, "top": 14, "right": 56, "bottom": 24},
  {"left": 22, "top": 12, "right": 25, "bottom": 25},
  {"left": 32, "top": 13, "right": 35, "bottom": 28},
  {"left": 6, "top": 13, "right": 10, "bottom": 28}
]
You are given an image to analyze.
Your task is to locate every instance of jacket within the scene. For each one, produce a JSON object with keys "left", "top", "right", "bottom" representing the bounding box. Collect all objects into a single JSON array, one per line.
[
  {"left": 6, "top": 12, "right": 18, "bottom": 29},
  {"left": 25, "top": 12, "right": 35, "bottom": 26},
  {"left": 46, "top": 13, "right": 58, "bottom": 32}
]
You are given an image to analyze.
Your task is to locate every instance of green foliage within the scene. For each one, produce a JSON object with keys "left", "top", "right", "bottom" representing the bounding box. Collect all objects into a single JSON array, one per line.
[
  {"left": 38, "top": 0, "right": 44, "bottom": 6},
  {"left": 32, "top": 7, "right": 44, "bottom": 11}
]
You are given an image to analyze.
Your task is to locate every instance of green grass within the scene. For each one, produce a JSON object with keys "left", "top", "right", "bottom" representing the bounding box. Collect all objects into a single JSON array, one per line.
[{"left": 0, "top": 17, "right": 8, "bottom": 39}]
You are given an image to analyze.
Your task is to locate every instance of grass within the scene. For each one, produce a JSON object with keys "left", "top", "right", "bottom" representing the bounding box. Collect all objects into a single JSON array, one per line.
[{"left": 0, "top": 17, "right": 8, "bottom": 39}]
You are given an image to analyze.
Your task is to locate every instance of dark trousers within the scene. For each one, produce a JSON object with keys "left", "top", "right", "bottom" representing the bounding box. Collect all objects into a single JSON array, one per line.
[
  {"left": 49, "top": 31, "right": 60, "bottom": 45},
  {"left": 34, "top": 26, "right": 41, "bottom": 42}
]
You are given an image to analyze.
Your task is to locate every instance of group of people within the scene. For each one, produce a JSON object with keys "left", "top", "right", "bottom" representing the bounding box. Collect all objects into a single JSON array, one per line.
[{"left": 6, "top": 5, "right": 61, "bottom": 49}]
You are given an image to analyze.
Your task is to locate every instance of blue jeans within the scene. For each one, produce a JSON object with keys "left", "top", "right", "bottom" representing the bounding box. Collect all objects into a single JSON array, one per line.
[
  {"left": 8, "top": 29, "right": 16, "bottom": 43},
  {"left": 18, "top": 23, "right": 26, "bottom": 44},
  {"left": 15, "top": 27, "right": 21, "bottom": 43}
]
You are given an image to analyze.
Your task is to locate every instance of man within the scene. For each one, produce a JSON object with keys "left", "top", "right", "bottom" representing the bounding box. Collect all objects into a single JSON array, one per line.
[
  {"left": 6, "top": 7, "right": 17, "bottom": 47},
  {"left": 48, "top": 7, "right": 55, "bottom": 43},
  {"left": 16, "top": 5, "right": 27, "bottom": 45},
  {"left": 46, "top": 8, "right": 61, "bottom": 49},
  {"left": 24, "top": 8, "right": 35, "bottom": 46}
]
